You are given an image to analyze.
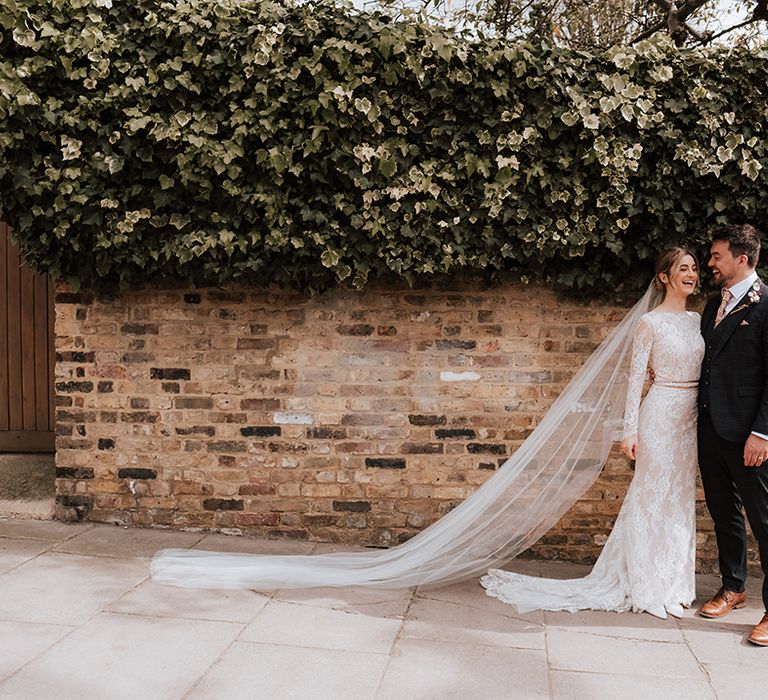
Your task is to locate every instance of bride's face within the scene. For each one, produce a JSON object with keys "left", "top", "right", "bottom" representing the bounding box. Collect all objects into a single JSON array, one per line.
[{"left": 662, "top": 254, "right": 698, "bottom": 298}]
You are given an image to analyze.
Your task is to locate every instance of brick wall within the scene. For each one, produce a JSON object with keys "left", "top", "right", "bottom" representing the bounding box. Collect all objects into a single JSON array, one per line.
[{"left": 52, "top": 283, "right": 758, "bottom": 573}]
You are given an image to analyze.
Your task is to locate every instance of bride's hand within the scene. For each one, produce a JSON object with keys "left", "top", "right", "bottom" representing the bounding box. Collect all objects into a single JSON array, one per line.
[{"left": 621, "top": 436, "right": 638, "bottom": 460}]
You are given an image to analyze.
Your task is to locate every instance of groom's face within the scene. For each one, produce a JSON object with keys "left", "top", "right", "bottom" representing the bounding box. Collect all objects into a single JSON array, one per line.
[{"left": 708, "top": 240, "right": 746, "bottom": 288}]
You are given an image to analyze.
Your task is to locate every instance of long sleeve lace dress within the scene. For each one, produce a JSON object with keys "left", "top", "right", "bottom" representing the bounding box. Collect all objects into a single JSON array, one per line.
[{"left": 481, "top": 310, "right": 705, "bottom": 618}]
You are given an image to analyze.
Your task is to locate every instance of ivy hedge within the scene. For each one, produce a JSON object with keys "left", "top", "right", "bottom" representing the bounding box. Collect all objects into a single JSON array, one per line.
[{"left": 0, "top": 0, "right": 766, "bottom": 297}]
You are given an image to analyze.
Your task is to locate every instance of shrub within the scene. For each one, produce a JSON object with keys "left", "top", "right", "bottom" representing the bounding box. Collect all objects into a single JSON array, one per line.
[{"left": 0, "top": 0, "right": 766, "bottom": 297}]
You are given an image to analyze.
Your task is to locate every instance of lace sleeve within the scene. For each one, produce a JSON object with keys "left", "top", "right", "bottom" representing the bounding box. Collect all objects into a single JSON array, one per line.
[{"left": 622, "top": 315, "right": 654, "bottom": 440}]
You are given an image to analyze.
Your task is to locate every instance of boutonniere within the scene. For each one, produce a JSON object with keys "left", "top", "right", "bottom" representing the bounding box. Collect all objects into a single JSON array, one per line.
[{"left": 731, "top": 282, "right": 762, "bottom": 314}]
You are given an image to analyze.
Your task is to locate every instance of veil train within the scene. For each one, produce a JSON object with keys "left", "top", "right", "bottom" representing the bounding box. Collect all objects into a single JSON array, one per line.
[{"left": 151, "top": 285, "right": 659, "bottom": 590}]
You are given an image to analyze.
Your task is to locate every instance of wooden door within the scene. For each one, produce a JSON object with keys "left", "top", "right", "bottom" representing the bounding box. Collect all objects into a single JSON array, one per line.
[{"left": 0, "top": 222, "right": 55, "bottom": 452}]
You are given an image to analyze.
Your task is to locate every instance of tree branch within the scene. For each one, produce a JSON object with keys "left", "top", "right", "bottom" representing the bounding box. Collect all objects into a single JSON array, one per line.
[
  {"left": 706, "top": 17, "right": 762, "bottom": 44},
  {"left": 648, "top": 0, "right": 711, "bottom": 45},
  {"left": 630, "top": 19, "right": 668, "bottom": 44}
]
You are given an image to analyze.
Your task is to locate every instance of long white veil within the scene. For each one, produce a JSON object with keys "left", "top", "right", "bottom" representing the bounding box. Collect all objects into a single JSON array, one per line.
[{"left": 151, "top": 284, "right": 660, "bottom": 590}]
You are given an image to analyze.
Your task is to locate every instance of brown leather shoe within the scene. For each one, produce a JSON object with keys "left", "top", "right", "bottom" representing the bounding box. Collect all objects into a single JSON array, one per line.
[
  {"left": 747, "top": 614, "right": 768, "bottom": 646},
  {"left": 698, "top": 587, "right": 747, "bottom": 618}
]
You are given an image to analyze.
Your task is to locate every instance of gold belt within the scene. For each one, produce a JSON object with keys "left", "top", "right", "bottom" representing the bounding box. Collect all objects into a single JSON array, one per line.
[{"left": 654, "top": 379, "right": 699, "bottom": 389}]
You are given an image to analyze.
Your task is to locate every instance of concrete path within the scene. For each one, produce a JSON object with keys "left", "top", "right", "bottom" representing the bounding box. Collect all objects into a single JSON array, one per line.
[{"left": 0, "top": 518, "right": 765, "bottom": 699}]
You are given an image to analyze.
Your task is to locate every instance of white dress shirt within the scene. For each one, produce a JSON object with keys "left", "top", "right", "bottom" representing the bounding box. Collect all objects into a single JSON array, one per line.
[
  {"left": 723, "top": 271, "right": 759, "bottom": 314},
  {"left": 720, "top": 271, "right": 767, "bottom": 440}
]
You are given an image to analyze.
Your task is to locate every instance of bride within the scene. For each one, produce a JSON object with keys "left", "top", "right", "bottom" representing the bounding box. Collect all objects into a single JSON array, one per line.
[
  {"left": 152, "top": 247, "right": 702, "bottom": 617},
  {"left": 482, "top": 247, "right": 702, "bottom": 618}
]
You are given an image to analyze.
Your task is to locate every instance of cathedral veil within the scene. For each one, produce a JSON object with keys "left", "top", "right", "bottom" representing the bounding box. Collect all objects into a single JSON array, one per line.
[{"left": 151, "top": 284, "right": 661, "bottom": 590}]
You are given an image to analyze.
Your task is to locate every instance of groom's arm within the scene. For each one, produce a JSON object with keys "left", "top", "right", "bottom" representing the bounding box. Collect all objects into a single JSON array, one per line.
[
  {"left": 751, "top": 306, "right": 768, "bottom": 436},
  {"left": 744, "top": 307, "right": 768, "bottom": 465}
]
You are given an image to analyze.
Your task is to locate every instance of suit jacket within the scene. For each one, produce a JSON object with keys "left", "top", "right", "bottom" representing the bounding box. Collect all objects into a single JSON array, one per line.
[{"left": 699, "top": 279, "right": 768, "bottom": 442}]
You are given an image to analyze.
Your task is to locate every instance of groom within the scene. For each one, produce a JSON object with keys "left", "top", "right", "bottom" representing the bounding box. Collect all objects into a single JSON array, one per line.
[{"left": 698, "top": 223, "right": 768, "bottom": 645}]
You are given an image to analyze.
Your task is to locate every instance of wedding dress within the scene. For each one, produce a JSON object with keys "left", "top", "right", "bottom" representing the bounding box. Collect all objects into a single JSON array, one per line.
[
  {"left": 152, "top": 286, "right": 694, "bottom": 596},
  {"left": 481, "top": 310, "right": 704, "bottom": 618}
]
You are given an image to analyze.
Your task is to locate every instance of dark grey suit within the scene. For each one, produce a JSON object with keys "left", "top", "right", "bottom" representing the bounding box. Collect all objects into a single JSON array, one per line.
[{"left": 699, "top": 279, "right": 768, "bottom": 610}]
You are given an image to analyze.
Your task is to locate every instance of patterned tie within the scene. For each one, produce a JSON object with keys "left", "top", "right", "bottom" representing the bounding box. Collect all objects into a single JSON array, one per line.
[{"left": 714, "top": 287, "right": 732, "bottom": 327}]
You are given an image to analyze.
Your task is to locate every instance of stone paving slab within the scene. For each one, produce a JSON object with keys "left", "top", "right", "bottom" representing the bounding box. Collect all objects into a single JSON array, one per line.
[
  {"left": 1, "top": 517, "right": 767, "bottom": 699},
  {"left": 377, "top": 639, "right": 549, "bottom": 700},
  {"left": 52, "top": 523, "right": 204, "bottom": 559},
  {"left": 107, "top": 578, "right": 271, "bottom": 624},
  {"left": 0, "top": 537, "right": 56, "bottom": 575},
  {"left": 188, "top": 642, "right": 389, "bottom": 700},
  {"left": 549, "top": 671, "right": 717, "bottom": 700},
  {"left": 0, "top": 612, "right": 241, "bottom": 699}
]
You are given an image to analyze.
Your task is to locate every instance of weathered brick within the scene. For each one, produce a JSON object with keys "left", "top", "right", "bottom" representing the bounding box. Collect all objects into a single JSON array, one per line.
[
  {"left": 267, "top": 442, "right": 308, "bottom": 453},
  {"left": 120, "top": 411, "right": 158, "bottom": 423},
  {"left": 123, "top": 352, "right": 155, "bottom": 363},
  {"left": 55, "top": 381, "right": 94, "bottom": 393},
  {"left": 401, "top": 443, "right": 443, "bottom": 454},
  {"left": 408, "top": 414, "right": 446, "bottom": 426},
  {"left": 240, "top": 398, "right": 280, "bottom": 410},
  {"left": 240, "top": 426, "right": 281, "bottom": 438},
  {"left": 236, "top": 513, "right": 280, "bottom": 526},
  {"left": 236, "top": 338, "right": 276, "bottom": 350},
  {"left": 56, "top": 351, "right": 95, "bottom": 363},
  {"left": 175, "top": 426, "right": 216, "bottom": 437},
  {"left": 55, "top": 292, "right": 94, "bottom": 304},
  {"left": 341, "top": 414, "right": 386, "bottom": 426},
  {"left": 97, "top": 381, "right": 114, "bottom": 393},
  {"left": 174, "top": 397, "right": 214, "bottom": 409},
  {"left": 435, "top": 339, "right": 477, "bottom": 350},
  {"left": 56, "top": 438, "right": 92, "bottom": 450},
  {"left": 208, "top": 291, "right": 245, "bottom": 303},
  {"left": 238, "top": 484, "right": 276, "bottom": 495},
  {"left": 210, "top": 412, "right": 247, "bottom": 424},
  {"left": 336, "top": 324, "right": 374, "bottom": 336},
  {"left": 365, "top": 458, "right": 406, "bottom": 469},
  {"left": 333, "top": 501, "right": 371, "bottom": 513},
  {"left": 56, "top": 410, "right": 96, "bottom": 423},
  {"left": 121, "top": 323, "right": 159, "bottom": 335},
  {"left": 303, "top": 514, "right": 340, "bottom": 526},
  {"left": 203, "top": 498, "right": 244, "bottom": 511},
  {"left": 118, "top": 468, "right": 157, "bottom": 479},
  {"left": 56, "top": 467, "right": 94, "bottom": 479},
  {"left": 467, "top": 443, "right": 507, "bottom": 455},
  {"left": 207, "top": 441, "right": 247, "bottom": 453},
  {"left": 97, "top": 438, "right": 115, "bottom": 450},
  {"left": 55, "top": 495, "right": 93, "bottom": 521},
  {"left": 306, "top": 427, "right": 347, "bottom": 439},
  {"left": 435, "top": 428, "right": 477, "bottom": 439},
  {"left": 150, "top": 367, "right": 191, "bottom": 380}
]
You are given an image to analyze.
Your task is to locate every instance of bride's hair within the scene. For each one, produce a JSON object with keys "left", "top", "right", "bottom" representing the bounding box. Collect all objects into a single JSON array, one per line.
[{"left": 654, "top": 246, "right": 699, "bottom": 297}]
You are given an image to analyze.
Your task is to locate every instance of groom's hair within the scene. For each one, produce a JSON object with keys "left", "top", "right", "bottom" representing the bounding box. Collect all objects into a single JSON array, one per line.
[{"left": 710, "top": 224, "right": 762, "bottom": 267}]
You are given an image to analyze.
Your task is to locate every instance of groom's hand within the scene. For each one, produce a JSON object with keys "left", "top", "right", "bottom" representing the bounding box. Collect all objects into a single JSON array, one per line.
[{"left": 743, "top": 434, "right": 768, "bottom": 467}]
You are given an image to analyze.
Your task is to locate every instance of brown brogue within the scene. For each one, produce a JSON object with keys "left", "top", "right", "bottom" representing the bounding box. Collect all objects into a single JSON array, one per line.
[
  {"left": 698, "top": 587, "right": 747, "bottom": 618},
  {"left": 747, "top": 614, "right": 768, "bottom": 646}
]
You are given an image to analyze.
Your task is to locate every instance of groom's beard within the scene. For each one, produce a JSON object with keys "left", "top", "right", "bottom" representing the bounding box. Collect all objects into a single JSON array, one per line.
[{"left": 711, "top": 270, "right": 727, "bottom": 287}]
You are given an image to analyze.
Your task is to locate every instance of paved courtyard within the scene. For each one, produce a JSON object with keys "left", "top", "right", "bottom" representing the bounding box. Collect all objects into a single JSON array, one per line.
[{"left": 0, "top": 517, "right": 766, "bottom": 699}]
